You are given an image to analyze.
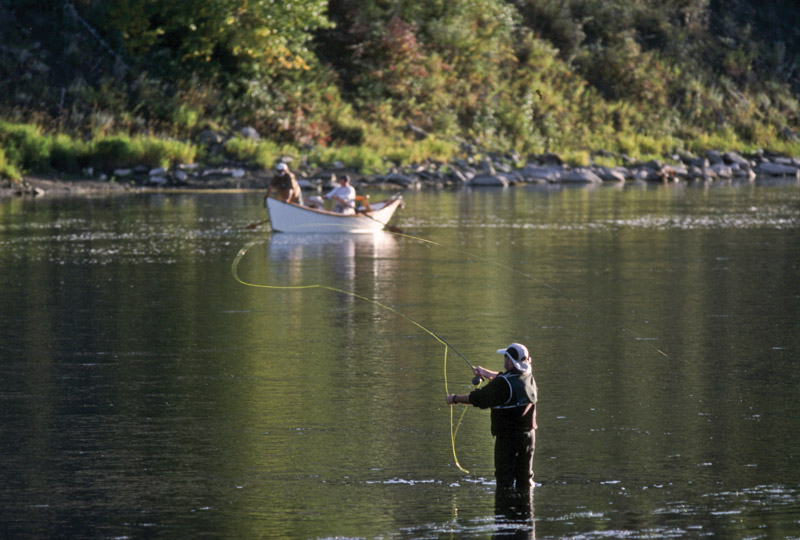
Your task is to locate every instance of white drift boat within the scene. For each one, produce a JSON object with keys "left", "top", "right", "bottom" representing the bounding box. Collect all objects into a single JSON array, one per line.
[{"left": 266, "top": 194, "right": 404, "bottom": 233}]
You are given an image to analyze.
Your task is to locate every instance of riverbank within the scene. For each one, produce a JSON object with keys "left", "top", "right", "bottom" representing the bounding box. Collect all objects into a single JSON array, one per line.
[
  {"left": 1, "top": 176, "right": 129, "bottom": 198},
  {"left": 0, "top": 173, "right": 267, "bottom": 198},
  {"left": 5, "top": 146, "right": 800, "bottom": 200}
]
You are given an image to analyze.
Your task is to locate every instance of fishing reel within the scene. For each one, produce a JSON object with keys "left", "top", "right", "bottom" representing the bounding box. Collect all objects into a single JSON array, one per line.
[{"left": 472, "top": 375, "right": 482, "bottom": 385}]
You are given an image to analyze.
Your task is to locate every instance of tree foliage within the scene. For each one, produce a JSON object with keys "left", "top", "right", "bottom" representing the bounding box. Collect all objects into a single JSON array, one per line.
[
  {"left": 92, "top": 0, "right": 331, "bottom": 79},
  {"left": 1, "top": 0, "right": 799, "bottom": 159}
]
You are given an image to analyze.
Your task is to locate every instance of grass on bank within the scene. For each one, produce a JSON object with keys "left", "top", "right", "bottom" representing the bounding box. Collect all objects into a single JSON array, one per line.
[
  {"left": 3, "top": 118, "right": 800, "bottom": 183},
  {"left": 0, "top": 147, "right": 21, "bottom": 181},
  {"left": 222, "top": 135, "right": 459, "bottom": 176},
  {"left": 0, "top": 119, "right": 463, "bottom": 182},
  {"left": 0, "top": 121, "right": 197, "bottom": 181}
]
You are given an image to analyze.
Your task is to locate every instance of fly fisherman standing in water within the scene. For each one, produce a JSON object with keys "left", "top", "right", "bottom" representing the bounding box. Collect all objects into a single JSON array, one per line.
[{"left": 446, "top": 343, "right": 538, "bottom": 491}]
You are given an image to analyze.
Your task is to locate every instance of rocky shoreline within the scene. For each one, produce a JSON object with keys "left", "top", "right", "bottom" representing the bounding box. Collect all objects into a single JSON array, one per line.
[{"left": 4, "top": 148, "right": 800, "bottom": 198}]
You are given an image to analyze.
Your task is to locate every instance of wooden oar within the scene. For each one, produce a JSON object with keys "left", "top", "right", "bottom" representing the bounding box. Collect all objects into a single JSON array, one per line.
[
  {"left": 382, "top": 221, "right": 404, "bottom": 234},
  {"left": 357, "top": 210, "right": 404, "bottom": 234},
  {"left": 340, "top": 194, "right": 404, "bottom": 233},
  {"left": 245, "top": 218, "right": 269, "bottom": 230}
]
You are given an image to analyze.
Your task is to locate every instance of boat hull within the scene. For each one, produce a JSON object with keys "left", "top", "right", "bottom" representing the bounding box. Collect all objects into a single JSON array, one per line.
[{"left": 266, "top": 196, "right": 403, "bottom": 233}]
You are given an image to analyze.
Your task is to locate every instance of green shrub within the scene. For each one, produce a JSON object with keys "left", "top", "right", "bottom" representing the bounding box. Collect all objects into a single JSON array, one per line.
[
  {"left": 0, "top": 122, "right": 52, "bottom": 171},
  {"left": 50, "top": 134, "right": 85, "bottom": 174},
  {"left": 409, "top": 138, "right": 458, "bottom": 163},
  {"left": 310, "top": 145, "right": 385, "bottom": 174},
  {"left": 224, "top": 136, "right": 259, "bottom": 161},
  {"left": 224, "top": 136, "right": 283, "bottom": 170},
  {"left": 327, "top": 106, "right": 366, "bottom": 146},
  {"left": 591, "top": 154, "right": 622, "bottom": 168},
  {"left": 378, "top": 136, "right": 459, "bottom": 166},
  {"left": 88, "top": 135, "right": 138, "bottom": 171},
  {"left": 87, "top": 134, "right": 196, "bottom": 171},
  {"left": 563, "top": 150, "right": 591, "bottom": 167},
  {"left": 612, "top": 132, "right": 677, "bottom": 159},
  {"left": 171, "top": 104, "right": 201, "bottom": 133},
  {"left": 685, "top": 127, "right": 742, "bottom": 155},
  {"left": 140, "top": 137, "right": 196, "bottom": 169},
  {"left": 0, "top": 147, "right": 22, "bottom": 181},
  {"left": 253, "top": 141, "right": 282, "bottom": 170}
]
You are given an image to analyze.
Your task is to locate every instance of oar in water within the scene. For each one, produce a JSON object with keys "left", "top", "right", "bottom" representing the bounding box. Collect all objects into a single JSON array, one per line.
[
  {"left": 351, "top": 195, "right": 404, "bottom": 233},
  {"left": 356, "top": 209, "right": 404, "bottom": 234},
  {"left": 245, "top": 218, "right": 269, "bottom": 230}
]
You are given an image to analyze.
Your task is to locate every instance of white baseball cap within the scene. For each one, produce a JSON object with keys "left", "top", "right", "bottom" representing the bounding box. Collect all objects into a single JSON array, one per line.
[{"left": 497, "top": 343, "right": 530, "bottom": 373}]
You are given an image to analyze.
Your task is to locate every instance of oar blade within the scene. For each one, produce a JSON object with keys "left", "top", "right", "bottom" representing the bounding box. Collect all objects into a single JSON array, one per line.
[{"left": 245, "top": 219, "right": 268, "bottom": 230}]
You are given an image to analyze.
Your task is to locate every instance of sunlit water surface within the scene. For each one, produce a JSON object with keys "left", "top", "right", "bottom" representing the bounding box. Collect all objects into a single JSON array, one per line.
[{"left": 1, "top": 180, "right": 799, "bottom": 539}]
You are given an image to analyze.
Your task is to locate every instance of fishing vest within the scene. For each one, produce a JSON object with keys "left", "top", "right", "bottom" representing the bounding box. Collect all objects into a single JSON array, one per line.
[{"left": 490, "top": 371, "right": 537, "bottom": 435}]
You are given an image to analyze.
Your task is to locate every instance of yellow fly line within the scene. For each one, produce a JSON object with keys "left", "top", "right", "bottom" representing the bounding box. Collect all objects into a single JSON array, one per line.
[
  {"left": 231, "top": 220, "right": 669, "bottom": 475},
  {"left": 231, "top": 238, "right": 474, "bottom": 474},
  {"left": 442, "top": 344, "right": 472, "bottom": 474}
]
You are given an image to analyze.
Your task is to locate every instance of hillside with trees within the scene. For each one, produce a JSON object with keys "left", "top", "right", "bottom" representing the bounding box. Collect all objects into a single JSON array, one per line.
[{"left": 1, "top": 0, "right": 799, "bottom": 181}]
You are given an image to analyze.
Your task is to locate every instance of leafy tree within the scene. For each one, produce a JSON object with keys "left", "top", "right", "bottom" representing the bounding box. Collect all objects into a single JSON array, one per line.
[
  {"left": 325, "top": 0, "right": 520, "bottom": 139},
  {"left": 93, "top": 0, "right": 331, "bottom": 80}
]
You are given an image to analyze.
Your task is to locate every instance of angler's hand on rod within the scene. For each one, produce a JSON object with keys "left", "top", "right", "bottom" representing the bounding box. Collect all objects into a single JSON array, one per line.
[{"left": 473, "top": 366, "right": 497, "bottom": 381}]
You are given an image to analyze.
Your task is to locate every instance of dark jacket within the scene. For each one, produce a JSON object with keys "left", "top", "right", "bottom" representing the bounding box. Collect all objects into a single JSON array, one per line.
[{"left": 469, "top": 370, "right": 537, "bottom": 435}]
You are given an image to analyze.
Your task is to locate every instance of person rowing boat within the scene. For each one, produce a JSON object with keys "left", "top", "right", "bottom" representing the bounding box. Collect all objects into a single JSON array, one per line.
[
  {"left": 324, "top": 174, "right": 357, "bottom": 214},
  {"left": 265, "top": 162, "right": 303, "bottom": 205}
]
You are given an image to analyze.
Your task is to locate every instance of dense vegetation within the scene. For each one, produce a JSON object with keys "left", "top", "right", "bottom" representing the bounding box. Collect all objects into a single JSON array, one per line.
[{"left": 1, "top": 0, "right": 799, "bottom": 180}]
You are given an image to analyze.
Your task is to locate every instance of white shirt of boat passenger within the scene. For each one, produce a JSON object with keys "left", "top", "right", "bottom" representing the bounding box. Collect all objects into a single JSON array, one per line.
[{"left": 325, "top": 175, "right": 357, "bottom": 214}]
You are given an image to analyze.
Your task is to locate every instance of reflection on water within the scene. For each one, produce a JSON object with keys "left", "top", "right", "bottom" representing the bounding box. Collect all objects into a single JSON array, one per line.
[
  {"left": 267, "top": 230, "right": 398, "bottom": 254},
  {"left": 266, "top": 231, "right": 399, "bottom": 286},
  {"left": 494, "top": 488, "right": 536, "bottom": 540},
  {"left": 1, "top": 184, "right": 799, "bottom": 539}
]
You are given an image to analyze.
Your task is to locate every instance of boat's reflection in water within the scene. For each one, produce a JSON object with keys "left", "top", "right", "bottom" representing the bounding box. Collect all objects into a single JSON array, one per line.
[{"left": 265, "top": 231, "right": 400, "bottom": 290}]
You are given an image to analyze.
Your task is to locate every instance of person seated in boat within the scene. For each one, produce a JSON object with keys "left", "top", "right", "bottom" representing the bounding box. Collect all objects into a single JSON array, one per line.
[
  {"left": 305, "top": 195, "right": 325, "bottom": 209},
  {"left": 324, "top": 174, "right": 357, "bottom": 214},
  {"left": 265, "top": 163, "right": 303, "bottom": 205}
]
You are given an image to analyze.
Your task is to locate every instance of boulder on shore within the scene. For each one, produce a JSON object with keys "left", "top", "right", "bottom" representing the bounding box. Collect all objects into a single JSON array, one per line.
[
  {"left": 518, "top": 165, "right": 562, "bottom": 182},
  {"left": 756, "top": 162, "right": 799, "bottom": 176},
  {"left": 469, "top": 174, "right": 508, "bottom": 187},
  {"left": 593, "top": 166, "right": 627, "bottom": 182},
  {"left": 558, "top": 168, "right": 602, "bottom": 184}
]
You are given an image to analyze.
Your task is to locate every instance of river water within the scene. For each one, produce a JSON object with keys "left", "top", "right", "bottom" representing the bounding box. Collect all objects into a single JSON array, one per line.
[{"left": 1, "top": 179, "right": 799, "bottom": 539}]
